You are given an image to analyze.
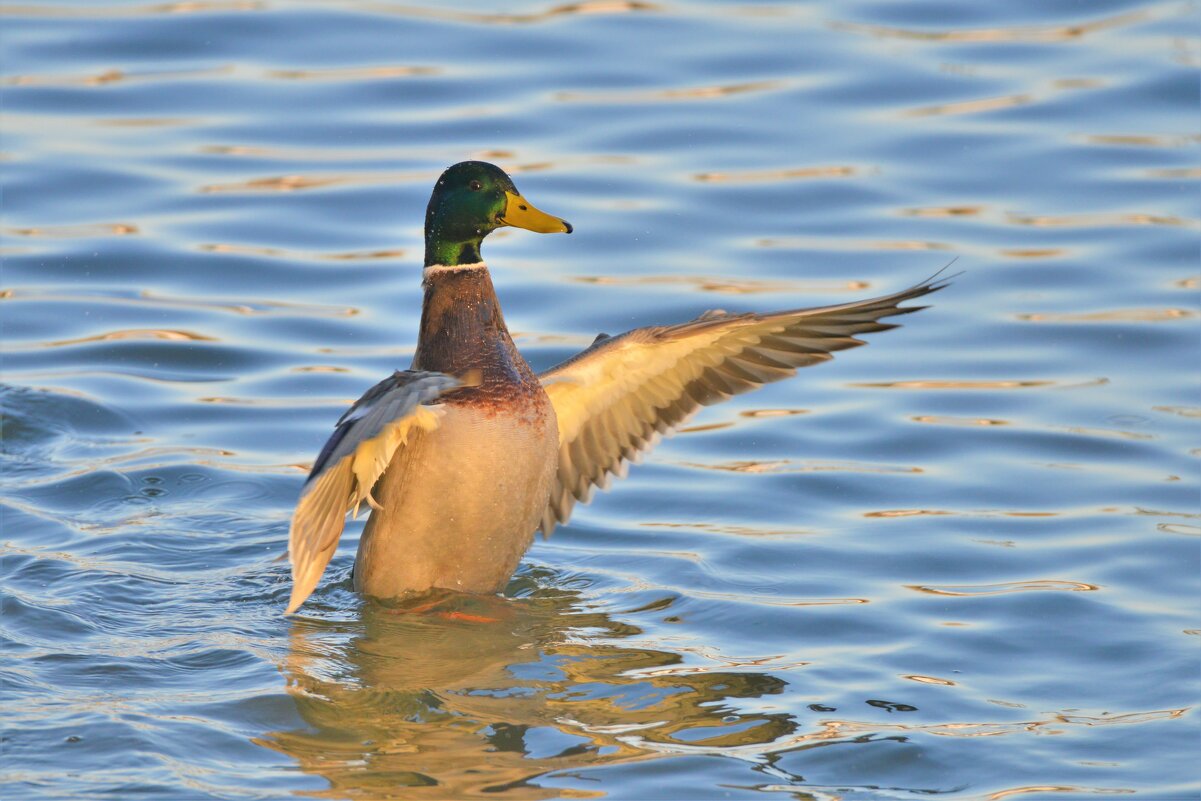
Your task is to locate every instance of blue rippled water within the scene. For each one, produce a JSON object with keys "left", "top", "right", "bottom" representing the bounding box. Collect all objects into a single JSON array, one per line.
[{"left": 2, "top": 1, "right": 1198, "bottom": 799}]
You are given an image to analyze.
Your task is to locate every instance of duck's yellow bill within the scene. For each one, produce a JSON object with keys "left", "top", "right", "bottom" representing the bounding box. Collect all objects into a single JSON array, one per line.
[{"left": 500, "top": 191, "right": 572, "bottom": 234}]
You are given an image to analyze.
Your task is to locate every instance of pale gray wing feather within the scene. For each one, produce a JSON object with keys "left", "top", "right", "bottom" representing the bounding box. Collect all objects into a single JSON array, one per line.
[
  {"left": 287, "top": 370, "right": 467, "bottom": 614},
  {"left": 538, "top": 274, "right": 952, "bottom": 534}
]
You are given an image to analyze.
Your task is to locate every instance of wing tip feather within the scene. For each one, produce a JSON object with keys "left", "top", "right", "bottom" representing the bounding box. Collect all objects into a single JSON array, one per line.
[{"left": 534, "top": 263, "right": 958, "bottom": 536}]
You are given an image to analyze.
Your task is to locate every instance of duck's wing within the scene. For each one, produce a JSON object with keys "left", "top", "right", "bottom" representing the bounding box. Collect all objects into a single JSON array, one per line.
[
  {"left": 286, "top": 369, "right": 474, "bottom": 614},
  {"left": 537, "top": 273, "right": 953, "bottom": 534}
]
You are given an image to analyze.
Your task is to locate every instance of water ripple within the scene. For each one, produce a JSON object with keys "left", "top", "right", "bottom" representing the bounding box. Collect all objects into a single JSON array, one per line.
[
  {"left": 1, "top": 288, "right": 359, "bottom": 318},
  {"left": 829, "top": 4, "right": 1181, "bottom": 44},
  {"left": 4, "top": 222, "right": 139, "bottom": 238},
  {"left": 906, "top": 580, "right": 1100, "bottom": 596},
  {"left": 555, "top": 79, "right": 786, "bottom": 104},
  {"left": 0, "top": 1, "right": 265, "bottom": 18}
]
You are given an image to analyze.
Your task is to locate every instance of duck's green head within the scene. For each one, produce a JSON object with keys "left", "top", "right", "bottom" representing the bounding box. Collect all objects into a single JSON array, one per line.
[{"left": 423, "top": 161, "right": 572, "bottom": 267}]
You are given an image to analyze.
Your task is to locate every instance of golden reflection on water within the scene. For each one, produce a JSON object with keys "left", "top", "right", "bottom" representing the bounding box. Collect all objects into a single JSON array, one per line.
[
  {"left": 554, "top": 80, "right": 783, "bottom": 103},
  {"left": 197, "top": 144, "right": 615, "bottom": 170},
  {"left": 346, "top": 0, "right": 659, "bottom": 26},
  {"left": 0, "top": 62, "right": 442, "bottom": 89},
  {"left": 866, "top": 508, "right": 1060, "bottom": 518},
  {"left": 198, "top": 242, "right": 407, "bottom": 261},
  {"left": 1007, "top": 211, "right": 1201, "bottom": 229},
  {"left": 5, "top": 222, "right": 138, "bottom": 237},
  {"left": 291, "top": 365, "right": 353, "bottom": 374},
  {"left": 906, "top": 580, "right": 1100, "bottom": 596},
  {"left": 1, "top": 444, "right": 235, "bottom": 486},
  {"left": 740, "top": 408, "right": 809, "bottom": 419},
  {"left": 984, "top": 786, "right": 1135, "bottom": 800},
  {"left": 195, "top": 158, "right": 574, "bottom": 193},
  {"left": 196, "top": 143, "right": 506, "bottom": 162},
  {"left": 683, "top": 591, "right": 868, "bottom": 608},
  {"left": 901, "top": 205, "right": 985, "bottom": 218},
  {"left": 0, "top": 2, "right": 661, "bottom": 24},
  {"left": 316, "top": 345, "right": 416, "bottom": 357},
  {"left": 679, "top": 459, "right": 922, "bottom": 475},
  {"left": 829, "top": 5, "right": 1170, "bottom": 44},
  {"left": 197, "top": 172, "right": 429, "bottom": 194},
  {"left": 0, "top": 1, "right": 263, "bottom": 19},
  {"left": 1017, "top": 308, "right": 1196, "bottom": 323},
  {"left": 754, "top": 235, "right": 951, "bottom": 252},
  {"left": 912, "top": 414, "right": 1010, "bottom": 426},
  {"left": 266, "top": 65, "right": 440, "bottom": 81},
  {"left": 852, "top": 379, "right": 1057, "bottom": 390},
  {"left": 904, "top": 91, "right": 1036, "bottom": 119},
  {"left": 509, "top": 331, "right": 600, "bottom": 348},
  {"left": 1124, "top": 506, "right": 1199, "bottom": 520},
  {"left": 1145, "top": 166, "right": 1201, "bottom": 179},
  {"left": 0, "top": 288, "right": 359, "bottom": 318},
  {"left": 975, "top": 539, "right": 1018, "bottom": 548},
  {"left": 1, "top": 65, "right": 231, "bottom": 87},
  {"left": 998, "top": 248, "right": 1067, "bottom": 259},
  {"left": 894, "top": 198, "right": 1201, "bottom": 234},
  {"left": 261, "top": 594, "right": 799, "bottom": 799},
  {"left": 571, "top": 273, "right": 869, "bottom": 295},
  {"left": 902, "top": 674, "right": 956, "bottom": 686},
  {"left": 902, "top": 77, "right": 1106, "bottom": 118},
  {"left": 195, "top": 395, "right": 354, "bottom": 408},
  {"left": 1058, "top": 426, "right": 1155, "bottom": 441},
  {"left": 1083, "top": 133, "right": 1201, "bottom": 148},
  {"left": 640, "top": 521, "right": 818, "bottom": 538},
  {"left": 912, "top": 415, "right": 1158, "bottom": 442},
  {"left": 1153, "top": 405, "right": 1201, "bottom": 418},
  {"left": 613, "top": 706, "right": 1186, "bottom": 766},
  {"left": 694, "top": 165, "right": 860, "bottom": 183},
  {"left": 11, "top": 328, "right": 216, "bottom": 349}
]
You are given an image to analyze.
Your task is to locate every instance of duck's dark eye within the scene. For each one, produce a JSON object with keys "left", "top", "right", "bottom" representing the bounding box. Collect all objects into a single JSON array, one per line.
[{"left": 468, "top": 180, "right": 482, "bottom": 191}]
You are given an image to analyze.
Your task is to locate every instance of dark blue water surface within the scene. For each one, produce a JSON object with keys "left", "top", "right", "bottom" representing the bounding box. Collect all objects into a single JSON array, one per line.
[{"left": 2, "top": 1, "right": 1198, "bottom": 799}]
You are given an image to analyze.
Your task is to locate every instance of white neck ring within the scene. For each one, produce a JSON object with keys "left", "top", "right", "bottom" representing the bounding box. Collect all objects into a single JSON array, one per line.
[{"left": 422, "top": 261, "right": 487, "bottom": 279}]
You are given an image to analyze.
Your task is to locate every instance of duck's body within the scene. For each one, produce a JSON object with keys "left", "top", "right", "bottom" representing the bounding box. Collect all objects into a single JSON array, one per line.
[
  {"left": 284, "top": 161, "right": 952, "bottom": 614},
  {"left": 354, "top": 398, "right": 556, "bottom": 598},
  {"left": 353, "top": 263, "right": 557, "bottom": 599}
]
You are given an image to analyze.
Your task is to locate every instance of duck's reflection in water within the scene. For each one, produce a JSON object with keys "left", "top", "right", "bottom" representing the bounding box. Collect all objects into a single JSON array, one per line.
[{"left": 259, "top": 580, "right": 797, "bottom": 799}]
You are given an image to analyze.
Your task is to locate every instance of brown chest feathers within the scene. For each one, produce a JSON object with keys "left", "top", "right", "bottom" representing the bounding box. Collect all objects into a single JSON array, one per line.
[{"left": 413, "top": 264, "right": 549, "bottom": 418}]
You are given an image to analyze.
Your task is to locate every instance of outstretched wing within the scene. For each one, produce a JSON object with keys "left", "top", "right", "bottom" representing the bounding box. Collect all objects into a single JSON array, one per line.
[
  {"left": 286, "top": 369, "right": 473, "bottom": 614},
  {"left": 538, "top": 273, "right": 953, "bottom": 534}
]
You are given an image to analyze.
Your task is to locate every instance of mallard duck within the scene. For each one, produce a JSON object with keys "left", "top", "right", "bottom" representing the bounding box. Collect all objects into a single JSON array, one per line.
[{"left": 286, "top": 161, "right": 950, "bottom": 614}]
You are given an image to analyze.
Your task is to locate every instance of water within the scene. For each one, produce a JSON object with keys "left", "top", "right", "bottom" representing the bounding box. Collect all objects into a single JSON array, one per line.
[{"left": 2, "top": 1, "right": 1198, "bottom": 798}]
